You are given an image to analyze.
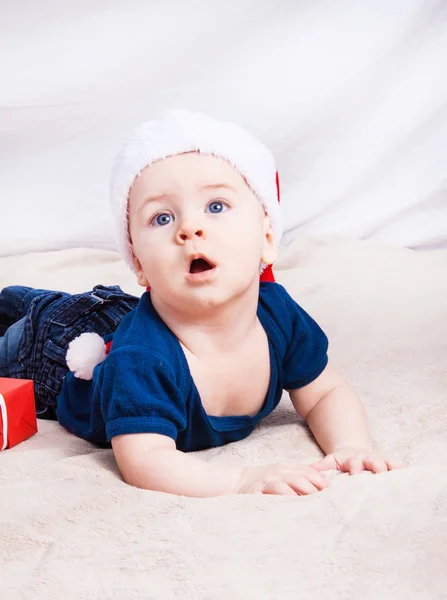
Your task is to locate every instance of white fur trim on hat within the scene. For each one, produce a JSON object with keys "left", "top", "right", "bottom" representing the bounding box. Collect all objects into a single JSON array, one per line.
[
  {"left": 110, "top": 110, "right": 282, "bottom": 273},
  {"left": 66, "top": 332, "right": 107, "bottom": 380}
]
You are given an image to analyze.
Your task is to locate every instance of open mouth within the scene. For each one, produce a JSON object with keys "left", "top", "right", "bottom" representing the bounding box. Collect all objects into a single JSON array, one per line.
[{"left": 189, "top": 257, "right": 215, "bottom": 274}]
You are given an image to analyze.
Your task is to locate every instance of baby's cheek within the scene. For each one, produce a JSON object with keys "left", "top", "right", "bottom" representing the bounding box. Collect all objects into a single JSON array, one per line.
[{"left": 235, "top": 223, "right": 263, "bottom": 252}]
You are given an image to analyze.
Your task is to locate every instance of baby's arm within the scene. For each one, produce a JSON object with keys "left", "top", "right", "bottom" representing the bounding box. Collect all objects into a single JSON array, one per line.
[
  {"left": 112, "top": 433, "right": 242, "bottom": 496},
  {"left": 289, "top": 361, "right": 406, "bottom": 474},
  {"left": 291, "top": 362, "right": 373, "bottom": 453},
  {"left": 112, "top": 433, "right": 328, "bottom": 497}
]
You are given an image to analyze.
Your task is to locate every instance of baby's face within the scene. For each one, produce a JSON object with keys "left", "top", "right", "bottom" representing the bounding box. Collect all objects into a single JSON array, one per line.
[{"left": 128, "top": 152, "right": 276, "bottom": 310}]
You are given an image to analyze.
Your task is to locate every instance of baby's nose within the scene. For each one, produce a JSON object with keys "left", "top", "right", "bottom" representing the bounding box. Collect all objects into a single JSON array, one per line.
[
  {"left": 176, "top": 219, "right": 205, "bottom": 242},
  {"left": 178, "top": 228, "right": 203, "bottom": 242}
]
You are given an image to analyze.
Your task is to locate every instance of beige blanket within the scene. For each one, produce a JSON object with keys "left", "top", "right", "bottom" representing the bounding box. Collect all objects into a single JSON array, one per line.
[{"left": 1, "top": 237, "right": 446, "bottom": 600}]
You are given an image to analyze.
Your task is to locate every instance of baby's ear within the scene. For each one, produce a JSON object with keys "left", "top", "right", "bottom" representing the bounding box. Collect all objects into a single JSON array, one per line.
[
  {"left": 132, "top": 249, "right": 150, "bottom": 288},
  {"left": 261, "top": 211, "right": 278, "bottom": 266}
]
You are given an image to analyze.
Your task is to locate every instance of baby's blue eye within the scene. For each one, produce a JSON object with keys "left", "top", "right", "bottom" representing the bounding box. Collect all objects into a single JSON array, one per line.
[
  {"left": 207, "top": 201, "right": 226, "bottom": 214},
  {"left": 153, "top": 213, "right": 174, "bottom": 227}
]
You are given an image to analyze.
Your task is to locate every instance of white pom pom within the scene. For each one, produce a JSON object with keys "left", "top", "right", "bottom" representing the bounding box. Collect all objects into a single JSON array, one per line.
[{"left": 66, "top": 332, "right": 106, "bottom": 380}]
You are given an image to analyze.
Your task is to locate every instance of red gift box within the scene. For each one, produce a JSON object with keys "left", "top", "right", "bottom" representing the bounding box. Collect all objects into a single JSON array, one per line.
[{"left": 0, "top": 378, "right": 37, "bottom": 450}]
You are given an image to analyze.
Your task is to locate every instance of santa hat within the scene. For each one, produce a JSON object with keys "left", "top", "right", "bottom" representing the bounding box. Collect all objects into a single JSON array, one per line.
[
  {"left": 67, "top": 110, "right": 282, "bottom": 379},
  {"left": 110, "top": 109, "right": 282, "bottom": 274}
]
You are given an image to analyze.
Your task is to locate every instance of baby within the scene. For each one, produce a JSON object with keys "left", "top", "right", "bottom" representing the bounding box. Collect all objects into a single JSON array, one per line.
[{"left": 1, "top": 111, "right": 405, "bottom": 496}]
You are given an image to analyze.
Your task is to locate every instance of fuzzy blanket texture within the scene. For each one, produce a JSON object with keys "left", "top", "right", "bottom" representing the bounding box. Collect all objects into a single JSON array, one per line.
[{"left": 0, "top": 237, "right": 446, "bottom": 600}]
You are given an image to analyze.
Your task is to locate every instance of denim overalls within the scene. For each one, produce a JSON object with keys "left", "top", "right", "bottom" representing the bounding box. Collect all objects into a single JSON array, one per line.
[{"left": 0, "top": 285, "right": 139, "bottom": 419}]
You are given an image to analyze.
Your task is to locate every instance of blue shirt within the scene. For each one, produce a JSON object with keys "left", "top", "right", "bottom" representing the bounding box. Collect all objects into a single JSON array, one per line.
[{"left": 56, "top": 282, "right": 328, "bottom": 452}]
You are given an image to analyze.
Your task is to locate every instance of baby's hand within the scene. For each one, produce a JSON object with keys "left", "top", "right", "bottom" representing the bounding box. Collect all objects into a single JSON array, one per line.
[
  {"left": 310, "top": 446, "right": 407, "bottom": 476},
  {"left": 237, "top": 464, "right": 329, "bottom": 496}
]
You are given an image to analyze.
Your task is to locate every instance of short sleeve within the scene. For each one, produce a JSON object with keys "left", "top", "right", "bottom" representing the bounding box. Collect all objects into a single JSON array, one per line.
[
  {"left": 98, "top": 345, "right": 187, "bottom": 442},
  {"left": 282, "top": 294, "right": 329, "bottom": 390}
]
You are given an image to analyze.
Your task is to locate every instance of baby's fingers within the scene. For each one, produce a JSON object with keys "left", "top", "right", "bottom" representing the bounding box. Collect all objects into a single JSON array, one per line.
[
  {"left": 302, "top": 469, "right": 329, "bottom": 491},
  {"left": 310, "top": 454, "right": 337, "bottom": 472},
  {"left": 385, "top": 458, "right": 407, "bottom": 470},
  {"left": 262, "top": 481, "right": 298, "bottom": 496},
  {"left": 348, "top": 457, "right": 364, "bottom": 475},
  {"left": 287, "top": 478, "right": 320, "bottom": 496},
  {"left": 363, "top": 457, "right": 388, "bottom": 474}
]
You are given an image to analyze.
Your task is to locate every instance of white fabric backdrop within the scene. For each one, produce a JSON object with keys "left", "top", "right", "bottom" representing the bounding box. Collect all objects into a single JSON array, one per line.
[{"left": 1, "top": 0, "right": 446, "bottom": 257}]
